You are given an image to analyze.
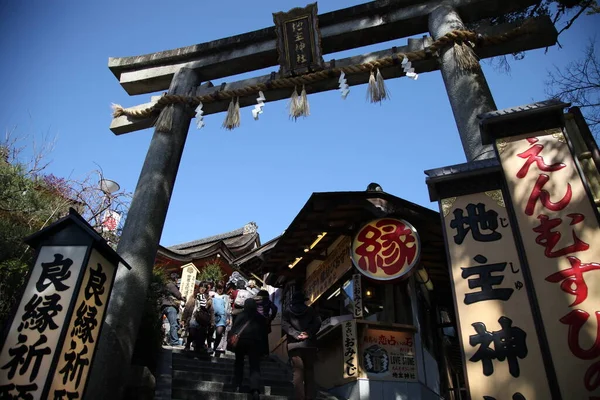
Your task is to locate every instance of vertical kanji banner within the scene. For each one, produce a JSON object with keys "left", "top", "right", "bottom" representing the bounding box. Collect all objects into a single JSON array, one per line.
[
  {"left": 0, "top": 246, "right": 88, "bottom": 399},
  {"left": 179, "top": 264, "right": 198, "bottom": 303},
  {"left": 342, "top": 320, "right": 358, "bottom": 380},
  {"left": 441, "top": 190, "right": 551, "bottom": 399},
  {"left": 496, "top": 128, "right": 600, "bottom": 398},
  {"left": 49, "top": 248, "right": 117, "bottom": 399}
]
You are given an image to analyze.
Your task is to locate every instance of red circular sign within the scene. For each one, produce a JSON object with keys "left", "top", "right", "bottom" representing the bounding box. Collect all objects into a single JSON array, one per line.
[{"left": 351, "top": 218, "right": 420, "bottom": 281}]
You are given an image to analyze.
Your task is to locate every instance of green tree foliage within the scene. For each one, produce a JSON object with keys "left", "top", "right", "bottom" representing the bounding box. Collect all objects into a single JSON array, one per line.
[
  {"left": 0, "top": 133, "right": 131, "bottom": 331},
  {"left": 0, "top": 150, "right": 74, "bottom": 331},
  {"left": 198, "top": 262, "right": 225, "bottom": 284}
]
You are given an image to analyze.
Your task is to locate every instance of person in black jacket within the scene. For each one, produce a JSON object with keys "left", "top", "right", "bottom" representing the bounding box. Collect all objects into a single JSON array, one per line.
[
  {"left": 282, "top": 291, "right": 322, "bottom": 400},
  {"left": 161, "top": 273, "right": 185, "bottom": 347},
  {"left": 230, "top": 298, "right": 265, "bottom": 400}
]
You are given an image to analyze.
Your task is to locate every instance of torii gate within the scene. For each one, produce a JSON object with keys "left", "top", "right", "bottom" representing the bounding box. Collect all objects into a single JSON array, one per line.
[{"left": 87, "top": 1, "right": 558, "bottom": 398}]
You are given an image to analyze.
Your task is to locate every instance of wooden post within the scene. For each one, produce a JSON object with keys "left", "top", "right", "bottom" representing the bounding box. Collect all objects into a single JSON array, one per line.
[
  {"left": 86, "top": 67, "right": 200, "bottom": 399},
  {"left": 429, "top": 4, "right": 497, "bottom": 162}
]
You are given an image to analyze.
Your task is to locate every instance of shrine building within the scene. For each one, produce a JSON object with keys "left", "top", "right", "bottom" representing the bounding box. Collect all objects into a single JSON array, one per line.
[{"left": 238, "top": 184, "right": 464, "bottom": 399}]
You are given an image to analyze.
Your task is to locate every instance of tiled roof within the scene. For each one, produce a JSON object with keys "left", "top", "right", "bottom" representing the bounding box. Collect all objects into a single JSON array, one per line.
[{"left": 168, "top": 222, "right": 258, "bottom": 251}]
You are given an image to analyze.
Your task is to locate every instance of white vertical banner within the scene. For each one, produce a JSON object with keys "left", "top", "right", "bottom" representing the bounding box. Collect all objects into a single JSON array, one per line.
[{"left": 179, "top": 264, "right": 197, "bottom": 302}]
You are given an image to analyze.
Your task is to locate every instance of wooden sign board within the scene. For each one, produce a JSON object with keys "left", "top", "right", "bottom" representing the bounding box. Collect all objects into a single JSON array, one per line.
[
  {"left": 0, "top": 246, "right": 117, "bottom": 400},
  {"left": 179, "top": 263, "right": 198, "bottom": 302},
  {"left": 342, "top": 320, "right": 359, "bottom": 380},
  {"left": 273, "top": 3, "right": 324, "bottom": 77},
  {"left": 0, "top": 246, "right": 88, "bottom": 399},
  {"left": 304, "top": 236, "right": 352, "bottom": 305},
  {"left": 359, "top": 328, "right": 417, "bottom": 382},
  {"left": 49, "top": 249, "right": 117, "bottom": 398},
  {"left": 496, "top": 128, "right": 600, "bottom": 399},
  {"left": 441, "top": 190, "right": 551, "bottom": 399}
]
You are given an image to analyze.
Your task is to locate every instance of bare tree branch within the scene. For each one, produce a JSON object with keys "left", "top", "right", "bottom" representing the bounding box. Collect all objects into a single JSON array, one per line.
[{"left": 546, "top": 39, "right": 600, "bottom": 137}]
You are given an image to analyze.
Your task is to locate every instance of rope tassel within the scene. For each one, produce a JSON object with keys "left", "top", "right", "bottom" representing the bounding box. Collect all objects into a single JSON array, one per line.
[
  {"left": 222, "top": 97, "right": 240, "bottom": 130},
  {"left": 155, "top": 104, "right": 175, "bottom": 133},
  {"left": 453, "top": 41, "right": 480, "bottom": 72},
  {"left": 367, "top": 69, "right": 389, "bottom": 104},
  {"left": 289, "top": 85, "right": 310, "bottom": 120}
]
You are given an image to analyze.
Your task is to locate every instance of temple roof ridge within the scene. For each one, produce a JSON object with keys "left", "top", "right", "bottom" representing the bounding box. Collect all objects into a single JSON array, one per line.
[{"left": 168, "top": 221, "right": 258, "bottom": 250}]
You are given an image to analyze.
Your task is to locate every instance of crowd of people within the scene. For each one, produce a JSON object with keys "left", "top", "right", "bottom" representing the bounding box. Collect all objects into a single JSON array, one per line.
[
  {"left": 160, "top": 274, "right": 268, "bottom": 355},
  {"left": 160, "top": 273, "right": 322, "bottom": 400}
]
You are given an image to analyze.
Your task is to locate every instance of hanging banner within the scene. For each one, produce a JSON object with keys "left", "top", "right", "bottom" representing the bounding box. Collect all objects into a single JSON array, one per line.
[
  {"left": 496, "top": 128, "right": 600, "bottom": 399},
  {"left": 351, "top": 218, "right": 420, "bottom": 281},
  {"left": 49, "top": 249, "right": 117, "bottom": 398},
  {"left": 360, "top": 328, "right": 416, "bottom": 381},
  {"left": 441, "top": 190, "right": 552, "bottom": 399},
  {"left": 304, "top": 237, "right": 352, "bottom": 305},
  {"left": 179, "top": 263, "right": 198, "bottom": 302},
  {"left": 352, "top": 274, "right": 363, "bottom": 319},
  {"left": 342, "top": 320, "right": 358, "bottom": 380}
]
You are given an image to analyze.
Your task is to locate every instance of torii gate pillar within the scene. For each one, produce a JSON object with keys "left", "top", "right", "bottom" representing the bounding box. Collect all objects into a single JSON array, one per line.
[
  {"left": 87, "top": 68, "right": 200, "bottom": 399},
  {"left": 429, "top": 4, "right": 497, "bottom": 162}
]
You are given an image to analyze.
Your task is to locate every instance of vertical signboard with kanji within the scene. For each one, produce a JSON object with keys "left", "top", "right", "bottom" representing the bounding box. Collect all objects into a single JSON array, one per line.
[
  {"left": 273, "top": 3, "right": 324, "bottom": 77},
  {"left": 0, "top": 247, "right": 87, "bottom": 399},
  {"left": 441, "top": 190, "right": 552, "bottom": 399},
  {"left": 496, "top": 128, "right": 600, "bottom": 398},
  {"left": 179, "top": 264, "right": 198, "bottom": 302},
  {"left": 342, "top": 320, "right": 358, "bottom": 380},
  {"left": 352, "top": 274, "right": 363, "bottom": 319},
  {"left": 49, "top": 248, "right": 116, "bottom": 399},
  {"left": 0, "top": 209, "right": 128, "bottom": 400}
]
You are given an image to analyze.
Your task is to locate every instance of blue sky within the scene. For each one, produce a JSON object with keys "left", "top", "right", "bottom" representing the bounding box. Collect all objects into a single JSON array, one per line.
[{"left": 1, "top": 1, "right": 598, "bottom": 247}]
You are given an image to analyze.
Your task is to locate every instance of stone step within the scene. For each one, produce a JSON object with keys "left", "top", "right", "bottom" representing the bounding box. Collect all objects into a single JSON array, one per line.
[
  {"left": 172, "top": 359, "right": 291, "bottom": 376},
  {"left": 173, "top": 370, "right": 291, "bottom": 386},
  {"left": 172, "top": 367, "right": 291, "bottom": 383},
  {"left": 172, "top": 379, "right": 294, "bottom": 397},
  {"left": 171, "top": 351, "right": 284, "bottom": 366},
  {"left": 172, "top": 387, "right": 290, "bottom": 400}
]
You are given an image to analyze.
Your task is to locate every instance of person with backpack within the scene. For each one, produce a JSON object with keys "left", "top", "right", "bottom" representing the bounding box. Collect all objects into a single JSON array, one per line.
[
  {"left": 182, "top": 286, "right": 199, "bottom": 351},
  {"left": 255, "top": 289, "right": 278, "bottom": 355},
  {"left": 231, "top": 280, "right": 252, "bottom": 326},
  {"left": 160, "top": 273, "right": 185, "bottom": 347},
  {"left": 282, "top": 291, "right": 322, "bottom": 400},
  {"left": 191, "top": 282, "right": 214, "bottom": 353}
]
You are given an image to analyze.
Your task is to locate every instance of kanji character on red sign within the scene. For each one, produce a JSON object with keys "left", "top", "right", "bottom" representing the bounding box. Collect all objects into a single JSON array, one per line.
[
  {"left": 516, "top": 138, "right": 566, "bottom": 179},
  {"left": 533, "top": 214, "right": 589, "bottom": 258},
  {"left": 525, "top": 174, "right": 572, "bottom": 216},
  {"left": 560, "top": 309, "right": 600, "bottom": 360},
  {"left": 354, "top": 219, "right": 417, "bottom": 276},
  {"left": 546, "top": 256, "right": 600, "bottom": 306}
]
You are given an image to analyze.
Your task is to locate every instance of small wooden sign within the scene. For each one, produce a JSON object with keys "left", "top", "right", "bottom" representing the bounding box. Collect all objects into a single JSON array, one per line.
[{"left": 273, "top": 3, "right": 324, "bottom": 77}]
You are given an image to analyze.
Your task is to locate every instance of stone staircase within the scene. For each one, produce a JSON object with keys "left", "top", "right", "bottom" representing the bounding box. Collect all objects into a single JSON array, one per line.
[
  {"left": 171, "top": 350, "right": 294, "bottom": 399},
  {"left": 155, "top": 348, "right": 342, "bottom": 400}
]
